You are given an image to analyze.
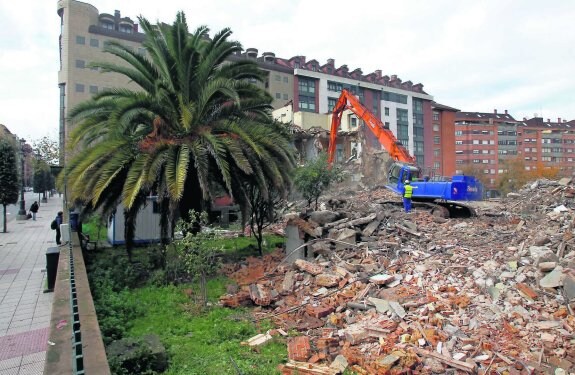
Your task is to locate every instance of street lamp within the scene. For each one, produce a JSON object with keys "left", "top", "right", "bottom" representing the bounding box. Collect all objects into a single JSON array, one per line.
[{"left": 16, "top": 138, "right": 27, "bottom": 220}]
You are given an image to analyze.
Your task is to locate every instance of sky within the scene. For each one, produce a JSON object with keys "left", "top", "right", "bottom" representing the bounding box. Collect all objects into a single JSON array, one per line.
[{"left": 1, "top": 0, "right": 574, "bottom": 142}]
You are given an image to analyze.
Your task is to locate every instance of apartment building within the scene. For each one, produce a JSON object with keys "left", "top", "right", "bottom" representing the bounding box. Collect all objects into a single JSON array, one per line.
[
  {"left": 519, "top": 117, "right": 575, "bottom": 175},
  {"left": 454, "top": 110, "right": 519, "bottom": 186},
  {"left": 430, "top": 103, "right": 458, "bottom": 177},
  {"left": 57, "top": 0, "right": 146, "bottom": 163}
]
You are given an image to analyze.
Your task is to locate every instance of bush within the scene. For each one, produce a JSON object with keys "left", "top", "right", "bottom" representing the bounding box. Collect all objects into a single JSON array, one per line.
[
  {"left": 107, "top": 334, "right": 168, "bottom": 375},
  {"left": 293, "top": 152, "right": 343, "bottom": 209}
]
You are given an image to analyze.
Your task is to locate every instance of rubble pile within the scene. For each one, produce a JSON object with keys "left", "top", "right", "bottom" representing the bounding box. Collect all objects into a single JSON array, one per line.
[{"left": 220, "top": 178, "right": 575, "bottom": 374}]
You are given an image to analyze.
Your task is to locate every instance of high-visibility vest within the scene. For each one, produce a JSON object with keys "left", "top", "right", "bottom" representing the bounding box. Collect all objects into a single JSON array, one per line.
[{"left": 404, "top": 184, "right": 413, "bottom": 198}]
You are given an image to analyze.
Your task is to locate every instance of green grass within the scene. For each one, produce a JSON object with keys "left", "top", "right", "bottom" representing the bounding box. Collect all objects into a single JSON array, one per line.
[
  {"left": 209, "top": 234, "right": 285, "bottom": 257},
  {"left": 88, "top": 233, "right": 289, "bottom": 374},
  {"left": 81, "top": 214, "right": 108, "bottom": 242},
  {"left": 124, "top": 280, "right": 287, "bottom": 374}
]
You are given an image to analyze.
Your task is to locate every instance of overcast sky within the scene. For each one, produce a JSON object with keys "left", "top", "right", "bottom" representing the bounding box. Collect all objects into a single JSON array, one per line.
[{"left": 1, "top": 0, "right": 574, "bottom": 141}]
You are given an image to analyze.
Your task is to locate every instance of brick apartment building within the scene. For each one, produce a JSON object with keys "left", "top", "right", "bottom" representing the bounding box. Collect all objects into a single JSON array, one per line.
[
  {"left": 455, "top": 110, "right": 575, "bottom": 187},
  {"left": 57, "top": 0, "right": 457, "bottom": 175},
  {"left": 519, "top": 117, "right": 575, "bottom": 176},
  {"left": 454, "top": 110, "right": 519, "bottom": 186}
]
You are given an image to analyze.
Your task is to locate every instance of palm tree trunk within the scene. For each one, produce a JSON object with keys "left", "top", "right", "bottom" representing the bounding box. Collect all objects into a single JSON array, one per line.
[{"left": 124, "top": 208, "right": 135, "bottom": 261}]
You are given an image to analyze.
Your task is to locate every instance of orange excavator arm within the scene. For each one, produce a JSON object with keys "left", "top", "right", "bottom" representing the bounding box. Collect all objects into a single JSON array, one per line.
[{"left": 327, "top": 89, "right": 416, "bottom": 165}]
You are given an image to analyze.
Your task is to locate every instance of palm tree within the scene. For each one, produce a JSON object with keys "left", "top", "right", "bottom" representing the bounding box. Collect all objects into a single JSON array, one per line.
[{"left": 59, "top": 12, "right": 295, "bottom": 251}]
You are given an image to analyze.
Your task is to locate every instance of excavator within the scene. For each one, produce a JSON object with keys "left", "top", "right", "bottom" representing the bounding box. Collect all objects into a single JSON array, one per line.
[{"left": 328, "top": 89, "right": 483, "bottom": 217}]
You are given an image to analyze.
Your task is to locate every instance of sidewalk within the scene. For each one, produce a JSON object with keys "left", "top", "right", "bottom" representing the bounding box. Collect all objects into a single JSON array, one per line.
[{"left": 0, "top": 196, "right": 62, "bottom": 375}]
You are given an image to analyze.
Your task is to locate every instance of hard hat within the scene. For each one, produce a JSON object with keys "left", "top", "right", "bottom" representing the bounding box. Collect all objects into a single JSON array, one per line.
[{"left": 405, "top": 180, "right": 410, "bottom": 184}]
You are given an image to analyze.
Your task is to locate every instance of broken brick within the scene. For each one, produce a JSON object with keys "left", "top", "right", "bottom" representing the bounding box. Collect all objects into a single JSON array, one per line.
[
  {"left": 315, "top": 273, "right": 340, "bottom": 288},
  {"left": 249, "top": 284, "right": 271, "bottom": 306},
  {"left": 288, "top": 336, "right": 311, "bottom": 362},
  {"left": 306, "top": 304, "right": 335, "bottom": 319},
  {"left": 516, "top": 283, "right": 538, "bottom": 299},
  {"left": 295, "top": 259, "right": 323, "bottom": 275}
]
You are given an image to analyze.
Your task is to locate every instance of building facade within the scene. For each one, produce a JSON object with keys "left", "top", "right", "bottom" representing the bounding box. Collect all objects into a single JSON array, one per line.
[
  {"left": 455, "top": 110, "right": 575, "bottom": 187},
  {"left": 519, "top": 117, "right": 575, "bottom": 175},
  {"left": 454, "top": 110, "right": 519, "bottom": 186},
  {"left": 431, "top": 103, "right": 459, "bottom": 177},
  {"left": 57, "top": 0, "right": 145, "bottom": 163}
]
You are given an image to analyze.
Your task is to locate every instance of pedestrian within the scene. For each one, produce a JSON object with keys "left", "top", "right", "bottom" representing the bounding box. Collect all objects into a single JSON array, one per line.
[
  {"left": 55, "top": 211, "right": 63, "bottom": 245},
  {"left": 403, "top": 179, "right": 413, "bottom": 213},
  {"left": 29, "top": 201, "right": 39, "bottom": 221}
]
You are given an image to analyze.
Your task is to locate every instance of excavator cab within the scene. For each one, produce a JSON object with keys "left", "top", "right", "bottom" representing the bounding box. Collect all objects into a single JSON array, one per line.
[{"left": 388, "top": 162, "right": 421, "bottom": 184}]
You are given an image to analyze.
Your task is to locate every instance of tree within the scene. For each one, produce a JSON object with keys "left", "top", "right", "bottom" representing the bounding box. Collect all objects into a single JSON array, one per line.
[
  {"left": 33, "top": 161, "right": 54, "bottom": 204},
  {"left": 174, "top": 210, "right": 221, "bottom": 306},
  {"left": 494, "top": 157, "right": 531, "bottom": 195},
  {"left": 293, "top": 153, "right": 343, "bottom": 209},
  {"left": 460, "top": 162, "right": 492, "bottom": 190},
  {"left": 59, "top": 12, "right": 296, "bottom": 250},
  {"left": 0, "top": 140, "right": 20, "bottom": 233},
  {"left": 246, "top": 179, "right": 284, "bottom": 256},
  {"left": 32, "top": 135, "right": 60, "bottom": 165}
]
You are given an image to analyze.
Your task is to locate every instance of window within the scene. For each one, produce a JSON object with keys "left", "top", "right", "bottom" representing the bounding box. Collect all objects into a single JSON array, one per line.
[
  {"left": 384, "top": 122, "right": 390, "bottom": 129},
  {"left": 456, "top": 150, "right": 464, "bottom": 154},
  {"left": 283, "top": 77, "right": 288, "bottom": 83},
  {"left": 76, "top": 36, "right": 85, "bottom": 45},
  {"left": 473, "top": 159, "right": 480, "bottom": 163},
  {"left": 75, "top": 59, "right": 85, "bottom": 68},
  {"left": 298, "top": 96, "right": 315, "bottom": 112},
  {"left": 482, "top": 150, "right": 489, "bottom": 154},
  {"left": 89, "top": 85, "right": 98, "bottom": 94},
  {"left": 119, "top": 25, "right": 133, "bottom": 34},
  {"left": 283, "top": 93, "right": 288, "bottom": 100},
  {"left": 275, "top": 93, "right": 281, "bottom": 99},
  {"left": 473, "top": 140, "right": 479, "bottom": 145},
  {"left": 90, "top": 38, "right": 99, "bottom": 47},
  {"left": 137, "top": 47, "right": 146, "bottom": 55},
  {"left": 382, "top": 91, "right": 408, "bottom": 104},
  {"left": 473, "top": 150, "right": 479, "bottom": 154},
  {"left": 384, "top": 107, "right": 390, "bottom": 116},
  {"left": 434, "top": 149, "right": 440, "bottom": 157},
  {"left": 327, "top": 81, "right": 342, "bottom": 92},
  {"left": 101, "top": 21, "right": 114, "bottom": 30},
  {"left": 455, "top": 140, "right": 463, "bottom": 145},
  {"left": 482, "top": 159, "right": 489, "bottom": 164},
  {"left": 433, "top": 162, "right": 440, "bottom": 169},
  {"left": 455, "top": 131, "right": 463, "bottom": 136},
  {"left": 433, "top": 112, "right": 440, "bottom": 121},
  {"left": 456, "top": 160, "right": 464, "bottom": 165},
  {"left": 433, "top": 124, "right": 439, "bottom": 132},
  {"left": 350, "top": 118, "right": 357, "bottom": 128},
  {"left": 434, "top": 136, "right": 440, "bottom": 144},
  {"left": 328, "top": 97, "right": 337, "bottom": 113},
  {"left": 298, "top": 78, "right": 315, "bottom": 94},
  {"left": 75, "top": 84, "right": 85, "bottom": 93},
  {"left": 275, "top": 75, "right": 281, "bottom": 81}
]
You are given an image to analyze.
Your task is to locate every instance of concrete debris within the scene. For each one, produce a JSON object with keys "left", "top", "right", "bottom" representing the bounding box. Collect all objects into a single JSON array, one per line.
[{"left": 219, "top": 178, "right": 575, "bottom": 374}]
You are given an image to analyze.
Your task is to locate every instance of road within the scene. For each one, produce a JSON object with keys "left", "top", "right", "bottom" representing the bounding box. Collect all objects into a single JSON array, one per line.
[{"left": 2, "top": 192, "right": 53, "bottom": 226}]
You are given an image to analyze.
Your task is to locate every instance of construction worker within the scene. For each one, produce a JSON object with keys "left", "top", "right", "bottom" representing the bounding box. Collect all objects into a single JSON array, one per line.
[{"left": 403, "top": 180, "right": 413, "bottom": 213}]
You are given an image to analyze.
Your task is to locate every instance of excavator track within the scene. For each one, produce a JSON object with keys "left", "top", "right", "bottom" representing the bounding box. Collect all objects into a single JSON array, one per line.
[{"left": 380, "top": 200, "right": 476, "bottom": 218}]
